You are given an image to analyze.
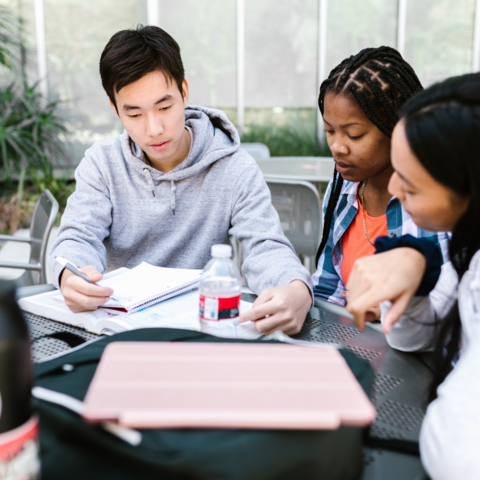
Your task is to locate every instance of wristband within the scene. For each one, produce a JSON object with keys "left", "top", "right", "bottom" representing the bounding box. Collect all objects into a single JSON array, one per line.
[{"left": 374, "top": 234, "right": 443, "bottom": 296}]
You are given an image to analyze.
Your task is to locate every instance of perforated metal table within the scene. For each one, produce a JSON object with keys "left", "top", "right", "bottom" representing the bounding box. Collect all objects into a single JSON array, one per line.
[
  {"left": 293, "top": 300, "right": 431, "bottom": 480},
  {"left": 21, "top": 289, "right": 430, "bottom": 480}
]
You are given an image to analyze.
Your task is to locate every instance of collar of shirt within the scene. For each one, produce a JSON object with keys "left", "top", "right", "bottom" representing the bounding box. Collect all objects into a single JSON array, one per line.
[
  {"left": 331, "top": 180, "right": 408, "bottom": 246},
  {"left": 313, "top": 178, "right": 449, "bottom": 306}
]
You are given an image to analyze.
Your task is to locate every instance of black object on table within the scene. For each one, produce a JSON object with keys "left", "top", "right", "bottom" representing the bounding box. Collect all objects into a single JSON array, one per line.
[{"left": 22, "top": 292, "right": 430, "bottom": 480}]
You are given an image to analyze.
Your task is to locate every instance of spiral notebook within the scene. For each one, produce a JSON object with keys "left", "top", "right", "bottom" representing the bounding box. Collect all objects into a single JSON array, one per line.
[{"left": 99, "top": 262, "right": 202, "bottom": 314}]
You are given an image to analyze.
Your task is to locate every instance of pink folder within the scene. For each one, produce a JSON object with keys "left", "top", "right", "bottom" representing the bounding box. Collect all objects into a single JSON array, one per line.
[{"left": 82, "top": 342, "right": 376, "bottom": 430}]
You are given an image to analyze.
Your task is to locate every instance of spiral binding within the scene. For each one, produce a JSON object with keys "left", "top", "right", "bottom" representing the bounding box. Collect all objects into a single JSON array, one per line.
[{"left": 126, "top": 280, "right": 200, "bottom": 314}]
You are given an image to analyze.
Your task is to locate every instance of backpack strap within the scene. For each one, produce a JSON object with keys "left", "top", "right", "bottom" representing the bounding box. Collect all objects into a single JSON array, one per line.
[
  {"left": 365, "top": 435, "right": 420, "bottom": 456},
  {"left": 33, "top": 331, "right": 87, "bottom": 349}
]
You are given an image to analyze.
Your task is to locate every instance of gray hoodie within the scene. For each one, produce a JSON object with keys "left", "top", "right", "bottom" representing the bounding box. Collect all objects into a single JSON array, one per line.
[{"left": 49, "top": 105, "right": 312, "bottom": 296}]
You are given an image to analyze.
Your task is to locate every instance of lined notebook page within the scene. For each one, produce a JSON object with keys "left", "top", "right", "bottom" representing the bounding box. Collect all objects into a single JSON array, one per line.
[{"left": 99, "top": 262, "right": 202, "bottom": 309}]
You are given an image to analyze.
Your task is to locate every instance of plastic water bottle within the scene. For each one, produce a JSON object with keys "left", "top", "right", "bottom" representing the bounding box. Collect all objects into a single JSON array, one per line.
[
  {"left": 0, "top": 279, "right": 40, "bottom": 479},
  {"left": 199, "top": 245, "right": 242, "bottom": 321}
]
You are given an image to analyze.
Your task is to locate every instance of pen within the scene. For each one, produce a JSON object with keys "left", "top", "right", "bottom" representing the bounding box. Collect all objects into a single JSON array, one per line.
[{"left": 55, "top": 256, "right": 119, "bottom": 301}]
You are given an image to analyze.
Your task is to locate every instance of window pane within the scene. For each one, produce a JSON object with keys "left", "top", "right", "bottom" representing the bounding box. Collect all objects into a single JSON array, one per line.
[
  {"left": 245, "top": 0, "right": 318, "bottom": 108},
  {"left": 159, "top": 0, "right": 236, "bottom": 108},
  {"left": 43, "top": 0, "right": 147, "bottom": 164},
  {"left": 9, "top": 0, "right": 479, "bottom": 163},
  {"left": 405, "top": 0, "right": 475, "bottom": 87},
  {"left": 326, "top": 0, "right": 398, "bottom": 77}
]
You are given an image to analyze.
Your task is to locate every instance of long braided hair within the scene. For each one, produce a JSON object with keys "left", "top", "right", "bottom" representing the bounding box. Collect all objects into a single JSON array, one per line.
[{"left": 315, "top": 46, "right": 423, "bottom": 267}]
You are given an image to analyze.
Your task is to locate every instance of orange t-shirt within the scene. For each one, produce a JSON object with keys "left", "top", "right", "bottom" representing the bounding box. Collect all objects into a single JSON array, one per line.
[{"left": 341, "top": 198, "right": 388, "bottom": 286}]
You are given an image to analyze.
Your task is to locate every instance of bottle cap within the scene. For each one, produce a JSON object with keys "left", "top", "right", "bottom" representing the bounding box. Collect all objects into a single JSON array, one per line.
[{"left": 211, "top": 244, "right": 232, "bottom": 258}]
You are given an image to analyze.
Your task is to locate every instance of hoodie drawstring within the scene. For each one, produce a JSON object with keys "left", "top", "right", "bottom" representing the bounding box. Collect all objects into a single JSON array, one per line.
[
  {"left": 143, "top": 168, "right": 155, "bottom": 197},
  {"left": 143, "top": 168, "right": 176, "bottom": 216},
  {"left": 170, "top": 180, "right": 176, "bottom": 216}
]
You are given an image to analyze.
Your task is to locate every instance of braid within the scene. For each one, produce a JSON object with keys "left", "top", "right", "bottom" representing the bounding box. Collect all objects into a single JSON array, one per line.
[
  {"left": 315, "top": 46, "right": 423, "bottom": 270},
  {"left": 315, "top": 167, "right": 344, "bottom": 267},
  {"left": 318, "top": 46, "right": 423, "bottom": 138}
]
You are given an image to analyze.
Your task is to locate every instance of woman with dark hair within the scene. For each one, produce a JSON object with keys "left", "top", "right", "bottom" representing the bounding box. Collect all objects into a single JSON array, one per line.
[
  {"left": 346, "top": 72, "right": 480, "bottom": 479},
  {"left": 314, "top": 46, "right": 450, "bottom": 308}
]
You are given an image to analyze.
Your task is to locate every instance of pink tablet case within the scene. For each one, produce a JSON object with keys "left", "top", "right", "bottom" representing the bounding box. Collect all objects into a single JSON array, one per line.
[{"left": 82, "top": 342, "right": 376, "bottom": 429}]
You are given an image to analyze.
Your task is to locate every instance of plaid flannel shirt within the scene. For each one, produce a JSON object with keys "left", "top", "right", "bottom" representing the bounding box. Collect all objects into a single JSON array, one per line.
[{"left": 313, "top": 178, "right": 450, "bottom": 305}]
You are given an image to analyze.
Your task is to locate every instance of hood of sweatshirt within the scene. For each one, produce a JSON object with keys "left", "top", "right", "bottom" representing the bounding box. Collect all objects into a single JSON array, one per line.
[{"left": 50, "top": 104, "right": 313, "bottom": 296}]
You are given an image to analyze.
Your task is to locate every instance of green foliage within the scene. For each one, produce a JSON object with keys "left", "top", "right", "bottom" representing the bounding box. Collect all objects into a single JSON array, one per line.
[
  {"left": 0, "top": 4, "right": 71, "bottom": 233},
  {"left": 241, "top": 122, "right": 331, "bottom": 157},
  {"left": 231, "top": 108, "right": 332, "bottom": 157},
  {"left": 0, "top": 83, "right": 67, "bottom": 178},
  {"left": 0, "top": 6, "right": 67, "bottom": 181},
  {"left": 0, "top": 162, "right": 74, "bottom": 234},
  {"left": 28, "top": 162, "right": 74, "bottom": 212},
  {"left": 0, "top": 6, "right": 21, "bottom": 71}
]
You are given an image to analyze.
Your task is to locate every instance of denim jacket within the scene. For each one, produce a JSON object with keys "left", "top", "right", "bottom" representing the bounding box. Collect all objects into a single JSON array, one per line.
[{"left": 313, "top": 178, "right": 450, "bottom": 305}]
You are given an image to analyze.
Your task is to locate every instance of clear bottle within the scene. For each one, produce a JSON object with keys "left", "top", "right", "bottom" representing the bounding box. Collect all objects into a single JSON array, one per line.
[{"left": 199, "top": 245, "right": 242, "bottom": 321}]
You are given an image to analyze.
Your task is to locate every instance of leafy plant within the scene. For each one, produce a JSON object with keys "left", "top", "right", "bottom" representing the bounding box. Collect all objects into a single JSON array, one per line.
[
  {"left": 28, "top": 162, "right": 74, "bottom": 212},
  {"left": 0, "top": 82, "right": 68, "bottom": 179},
  {"left": 0, "top": 6, "right": 21, "bottom": 72},
  {"left": 241, "top": 122, "right": 331, "bottom": 157},
  {"left": 0, "top": 194, "right": 30, "bottom": 234},
  {"left": 0, "top": 5, "right": 72, "bottom": 235},
  {"left": 0, "top": 167, "right": 30, "bottom": 234},
  {"left": 0, "top": 161, "right": 73, "bottom": 235},
  {"left": 0, "top": 6, "right": 68, "bottom": 181}
]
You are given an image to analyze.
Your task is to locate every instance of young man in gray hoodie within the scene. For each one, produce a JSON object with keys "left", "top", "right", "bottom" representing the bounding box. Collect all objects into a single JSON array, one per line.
[{"left": 50, "top": 25, "right": 312, "bottom": 335}]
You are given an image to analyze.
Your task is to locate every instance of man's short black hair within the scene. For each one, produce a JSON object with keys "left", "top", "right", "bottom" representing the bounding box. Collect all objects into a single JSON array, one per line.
[{"left": 100, "top": 25, "right": 185, "bottom": 110}]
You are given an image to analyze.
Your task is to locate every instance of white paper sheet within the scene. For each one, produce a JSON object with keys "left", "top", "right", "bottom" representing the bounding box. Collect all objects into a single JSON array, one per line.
[{"left": 99, "top": 262, "right": 201, "bottom": 309}]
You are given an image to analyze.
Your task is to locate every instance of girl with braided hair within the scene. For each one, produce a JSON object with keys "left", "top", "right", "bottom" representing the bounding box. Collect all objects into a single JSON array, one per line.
[
  {"left": 345, "top": 72, "right": 480, "bottom": 479},
  {"left": 313, "top": 46, "right": 449, "bottom": 309}
]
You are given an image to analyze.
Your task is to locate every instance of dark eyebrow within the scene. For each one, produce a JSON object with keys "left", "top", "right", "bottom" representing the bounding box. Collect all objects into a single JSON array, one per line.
[
  {"left": 154, "top": 94, "right": 173, "bottom": 105},
  {"left": 323, "top": 119, "right": 364, "bottom": 128},
  {"left": 122, "top": 94, "right": 174, "bottom": 111}
]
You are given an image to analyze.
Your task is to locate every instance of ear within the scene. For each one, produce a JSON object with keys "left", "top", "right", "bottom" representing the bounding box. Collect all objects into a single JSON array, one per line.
[
  {"left": 109, "top": 98, "right": 119, "bottom": 117},
  {"left": 182, "top": 79, "right": 189, "bottom": 107}
]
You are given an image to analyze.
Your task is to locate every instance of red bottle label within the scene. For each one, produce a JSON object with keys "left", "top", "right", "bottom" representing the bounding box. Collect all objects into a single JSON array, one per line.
[
  {"left": 199, "top": 295, "right": 241, "bottom": 321},
  {"left": 0, "top": 416, "right": 40, "bottom": 479}
]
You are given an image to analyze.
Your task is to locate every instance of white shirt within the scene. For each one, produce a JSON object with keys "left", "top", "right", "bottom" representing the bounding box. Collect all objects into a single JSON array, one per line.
[{"left": 380, "top": 251, "right": 480, "bottom": 480}]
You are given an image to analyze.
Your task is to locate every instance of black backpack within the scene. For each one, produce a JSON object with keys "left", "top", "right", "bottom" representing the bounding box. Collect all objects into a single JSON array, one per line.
[{"left": 33, "top": 328, "right": 374, "bottom": 480}]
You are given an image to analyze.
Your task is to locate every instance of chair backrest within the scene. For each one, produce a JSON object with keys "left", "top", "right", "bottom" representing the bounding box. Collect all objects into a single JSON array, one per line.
[
  {"left": 240, "top": 143, "right": 270, "bottom": 160},
  {"left": 28, "top": 190, "right": 59, "bottom": 284},
  {"left": 265, "top": 179, "right": 321, "bottom": 259}
]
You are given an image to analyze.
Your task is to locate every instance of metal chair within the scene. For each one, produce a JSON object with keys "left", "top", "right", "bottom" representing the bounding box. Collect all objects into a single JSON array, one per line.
[
  {"left": 0, "top": 189, "right": 59, "bottom": 286},
  {"left": 265, "top": 179, "right": 321, "bottom": 273},
  {"left": 240, "top": 142, "right": 270, "bottom": 160}
]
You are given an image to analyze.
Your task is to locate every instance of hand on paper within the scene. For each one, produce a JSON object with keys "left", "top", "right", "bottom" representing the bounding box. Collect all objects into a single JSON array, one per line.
[
  {"left": 60, "top": 265, "right": 114, "bottom": 313},
  {"left": 239, "top": 280, "right": 312, "bottom": 336},
  {"left": 345, "top": 248, "right": 426, "bottom": 334}
]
